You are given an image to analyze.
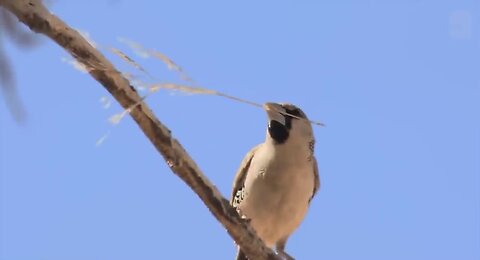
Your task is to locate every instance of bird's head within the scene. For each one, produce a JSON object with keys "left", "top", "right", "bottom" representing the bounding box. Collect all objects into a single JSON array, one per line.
[{"left": 264, "top": 102, "right": 314, "bottom": 145}]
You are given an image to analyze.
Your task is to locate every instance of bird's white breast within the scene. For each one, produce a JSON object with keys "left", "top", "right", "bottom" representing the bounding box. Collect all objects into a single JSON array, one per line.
[{"left": 239, "top": 144, "right": 315, "bottom": 247}]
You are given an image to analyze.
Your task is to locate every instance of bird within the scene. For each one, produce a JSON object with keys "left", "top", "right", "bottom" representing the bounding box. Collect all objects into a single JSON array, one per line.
[{"left": 231, "top": 102, "right": 320, "bottom": 260}]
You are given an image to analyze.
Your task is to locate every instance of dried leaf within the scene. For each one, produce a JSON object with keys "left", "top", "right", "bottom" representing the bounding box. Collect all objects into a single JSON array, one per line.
[
  {"left": 117, "top": 38, "right": 194, "bottom": 83},
  {"left": 95, "top": 131, "right": 110, "bottom": 146},
  {"left": 110, "top": 47, "right": 149, "bottom": 76},
  {"left": 117, "top": 37, "right": 149, "bottom": 58}
]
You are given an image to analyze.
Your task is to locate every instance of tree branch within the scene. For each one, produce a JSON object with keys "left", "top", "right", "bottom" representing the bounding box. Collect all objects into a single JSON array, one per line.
[{"left": 0, "top": 0, "right": 279, "bottom": 259}]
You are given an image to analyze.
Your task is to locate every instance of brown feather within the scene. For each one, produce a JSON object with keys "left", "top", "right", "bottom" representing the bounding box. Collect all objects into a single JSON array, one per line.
[
  {"left": 230, "top": 145, "right": 261, "bottom": 209},
  {"left": 310, "top": 157, "right": 320, "bottom": 203}
]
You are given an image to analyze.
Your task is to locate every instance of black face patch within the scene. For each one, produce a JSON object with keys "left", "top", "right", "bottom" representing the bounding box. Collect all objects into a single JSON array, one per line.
[
  {"left": 283, "top": 106, "right": 306, "bottom": 120},
  {"left": 285, "top": 108, "right": 301, "bottom": 117},
  {"left": 282, "top": 107, "right": 303, "bottom": 130},
  {"left": 284, "top": 115, "right": 292, "bottom": 130},
  {"left": 268, "top": 120, "right": 289, "bottom": 144}
]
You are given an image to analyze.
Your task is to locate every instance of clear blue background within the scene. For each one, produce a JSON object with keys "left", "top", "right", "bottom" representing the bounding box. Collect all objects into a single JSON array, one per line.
[{"left": 1, "top": 1, "right": 479, "bottom": 259}]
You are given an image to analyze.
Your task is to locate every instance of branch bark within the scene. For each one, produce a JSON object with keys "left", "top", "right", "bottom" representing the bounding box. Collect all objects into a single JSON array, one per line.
[{"left": 0, "top": 0, "right": 279, "bottom": 259}]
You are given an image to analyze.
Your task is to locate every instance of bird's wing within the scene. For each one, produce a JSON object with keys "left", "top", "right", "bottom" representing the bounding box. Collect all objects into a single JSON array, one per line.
[
  {"left": 310, "top": 156, "right": 320, "bottom": 203},
  {"left": 230, "top": 144, "right": 261, "bottom": 209}
]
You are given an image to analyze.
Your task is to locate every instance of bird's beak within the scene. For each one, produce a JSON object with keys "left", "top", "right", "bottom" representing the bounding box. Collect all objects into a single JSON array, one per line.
[
  {"left": 264, "top": 102, "right": 286, "bottom": 124},
  {"left": 263, "top": 102, "right": 284, "bottom": 114}
]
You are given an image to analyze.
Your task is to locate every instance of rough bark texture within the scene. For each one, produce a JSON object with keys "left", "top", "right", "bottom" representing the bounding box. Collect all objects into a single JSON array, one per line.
[{"left": 0, "top": 0, "right": 279, "bottom": 259}]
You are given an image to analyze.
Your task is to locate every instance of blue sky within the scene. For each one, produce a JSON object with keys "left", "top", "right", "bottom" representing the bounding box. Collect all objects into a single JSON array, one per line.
[{"left": 1, "top": 1, "right": 479, "bottom": 259}]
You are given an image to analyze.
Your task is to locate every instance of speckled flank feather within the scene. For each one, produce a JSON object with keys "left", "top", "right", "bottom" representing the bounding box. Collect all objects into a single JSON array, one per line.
[{"left": 230, "top": 145, "right": 261, "bottom": 213}]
